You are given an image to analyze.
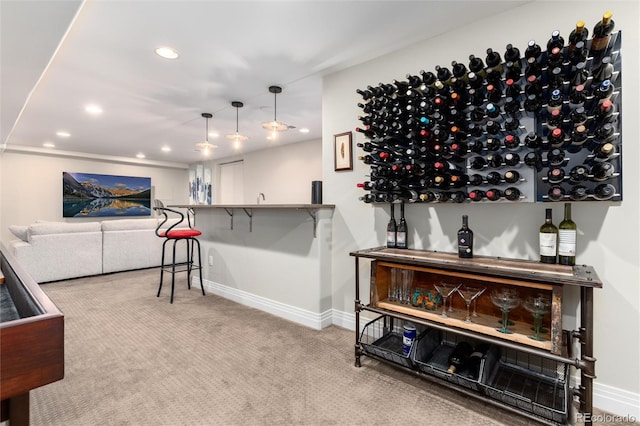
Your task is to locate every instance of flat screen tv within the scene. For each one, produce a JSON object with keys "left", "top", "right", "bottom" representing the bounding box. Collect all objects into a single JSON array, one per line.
[{"left": 62, "top": 172, "right": 151, "bottom": 218}]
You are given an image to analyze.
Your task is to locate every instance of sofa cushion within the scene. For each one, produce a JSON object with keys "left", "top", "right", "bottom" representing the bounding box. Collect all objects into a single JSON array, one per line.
[
  {"left": 28, "top": 222, "right": 102, "bottom": 238},
  {"left": 9, "top": 225, "right": 28, "bottom": 241},
  {"left": 101, "top": 218, "right": 159, "bottom": 231}
]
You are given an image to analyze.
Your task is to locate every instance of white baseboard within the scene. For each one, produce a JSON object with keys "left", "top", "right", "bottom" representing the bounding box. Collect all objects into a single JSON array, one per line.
[
  {"left": 592, "top": 381, "right": 640, "bottom": 420},
  {"left": 198, "top": 278, "right": 332, "bottom": 330}
]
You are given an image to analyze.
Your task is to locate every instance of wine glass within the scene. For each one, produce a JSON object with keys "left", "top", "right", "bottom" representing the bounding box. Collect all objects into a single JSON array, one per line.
[
  {"left": 524, "top": 295, "right": 551, "bottom": 341},
  {"left": 400, "top": 269, "right": 414, "bottom": 304},
  {"left": 472, "top": 287, "right": 487, "bottom": 317},
  {"left": 456, "top": 286, "right": 486, "bottom": 323},
  {"left": 387, "top": 268, "right": 399, "bottom": 302},
  {"left": 490, "top": 288, "right": 521, "bottom": 334},
  {"left": 433, "top": 282, "right": 460, "bottom": 318}
]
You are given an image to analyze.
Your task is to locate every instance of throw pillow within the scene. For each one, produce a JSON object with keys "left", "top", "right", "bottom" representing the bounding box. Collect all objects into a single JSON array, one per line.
[{"left": 8, "top": 225, "right": 28, "bottom": 242}]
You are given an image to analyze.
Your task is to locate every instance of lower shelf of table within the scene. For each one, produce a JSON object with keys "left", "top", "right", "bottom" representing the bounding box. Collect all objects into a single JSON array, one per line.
[
  {"left": 376, "top": 300, "right": 553, "bottom": 352},
  {"left": 358, "top": 315, "right": 570, "bottom": 425}
]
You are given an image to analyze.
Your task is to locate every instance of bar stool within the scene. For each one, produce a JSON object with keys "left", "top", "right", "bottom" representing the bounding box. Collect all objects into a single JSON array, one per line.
[{"left": 153, "top": 200, "right": 205, "bottom": 303}]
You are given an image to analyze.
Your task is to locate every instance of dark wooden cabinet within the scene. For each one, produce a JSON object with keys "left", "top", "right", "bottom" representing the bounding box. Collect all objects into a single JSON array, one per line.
[{"left": 351, "top": 247, "right": 601, "bottom": 425}]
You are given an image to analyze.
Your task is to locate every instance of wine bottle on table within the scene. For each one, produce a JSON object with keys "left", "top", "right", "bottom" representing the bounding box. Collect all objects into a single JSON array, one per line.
[
  {"left": 396, "top": 203, "right": 408, "bottom": 249},
  {"left": 458, "top": 215, "right": 474, "bottom": 258},
  {"left": 558, "top": 203, "right": 577, "bottom": 266},
  {"left": 386, "top": 203, "right": 397, "bottom": 248},
  {"left": 540, "top": 208, "right": 558, "bottom": 264},
  {"left": 447, "top": 341, "right": 473, "bottom": 374}
]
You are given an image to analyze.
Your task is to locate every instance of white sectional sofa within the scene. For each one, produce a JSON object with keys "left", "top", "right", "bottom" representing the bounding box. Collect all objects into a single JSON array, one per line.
[{"left": 7, "top": 218, "right": 188, "bottom": 283}]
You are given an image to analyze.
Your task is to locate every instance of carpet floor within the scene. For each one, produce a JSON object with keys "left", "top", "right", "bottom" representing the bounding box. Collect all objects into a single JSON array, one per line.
[{"left": 28, "top": 268, "right": 600, "bottom": 425}]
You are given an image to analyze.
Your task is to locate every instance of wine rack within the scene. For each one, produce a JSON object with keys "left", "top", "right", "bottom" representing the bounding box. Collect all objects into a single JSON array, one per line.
[{"left": 355, "top": 17, "right": 622, "bottom": 204}]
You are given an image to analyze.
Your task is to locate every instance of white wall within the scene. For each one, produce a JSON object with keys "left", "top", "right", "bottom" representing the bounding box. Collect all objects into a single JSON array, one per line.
[
  {"left": 323, "top": 1, "right": 639, "bottom": 417},
  {"left": 242, "top": 139, "right": 322, "bottom": 204},
  {"left": 0, "top": 151, "right": 189, "bottom": 243}
]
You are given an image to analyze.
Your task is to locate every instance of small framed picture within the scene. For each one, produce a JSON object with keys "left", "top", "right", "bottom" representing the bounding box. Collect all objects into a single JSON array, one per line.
[{"left": 334, "top": 131, "right": 353, "bottom": 171}]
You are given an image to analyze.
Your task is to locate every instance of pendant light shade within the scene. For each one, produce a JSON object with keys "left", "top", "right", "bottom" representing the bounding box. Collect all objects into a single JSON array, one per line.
[
  {"left": 226, "top": 101, "right": 248, "bottom": 150},
  {"left": 195, "top": 113, "right": 218, "bottom": 156},
  {"left": 261, "top": 85, "right": 290, "bottom": 139}
]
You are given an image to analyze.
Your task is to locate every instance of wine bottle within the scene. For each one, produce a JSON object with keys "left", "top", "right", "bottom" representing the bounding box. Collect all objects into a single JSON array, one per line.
[
  {"left": 450, "top": 191, "right": 467, "bottom": 204},
  {"left": 593, "top": 183, "right": 616, "bottom": 200},
  {"left": 468, "top": 190, "right": 485, "bottom": 202},
  {"left": 547, "top": 167, "right": 566, "bottom": 184},
  {"left": 590, "top": 162, "right": 615, "bottom": 181},
  {"left": 546, "top": 109, "right": 563, "bottom": 131},
  {"left": 591, "top": 56, "right": 614, "bottom": 85},
  {"left": 486, "top": 171, "right": 502, "bottom": 185},
  {"left": 524, "top": 132, "right": 543, "bottom": 149},
  {"left": 589, "top": 11, "right": 615, "bottom": 59},
  {"left": 396, "top": 203, "right": 408, "bottom": 249},
  {"left": 548, "top": 186, "right": 566, "bottom": 201},
  {"left": 568, "top": 20, "right": 589, "bottom": 53},
  {"left": 487, "top": 153, "right": 504, "bottom": 169},
  {"left": 469, "top": 156, "right": 487, "bottom": 170},
  {"left": 504, "top": 117, "right": 520, "bottom": 132},
  {"left": 593, "top": 142, "right": 616, "bottom": 162},
  {"left": 593, "top": 122, "right": 617, "bottom": 144},
  {"left": 504, "top": 152, "right": 521, "bottom": 168},
  {"left": 386, "top": 203, "right": 397, "bottom": 248},
  {"left": 569, "top": 165, "right": 589, "bottom": 184},
  {"left": 504, "top": 187, "right": 521, "bottom": 201},
  {"left": 524, "top": 151, "right": 542, "bottom": 168},
  {"left": 569, "top": 185, "right": 589, "bottom": 201},
  {"left": 539, "top": 208, "right": 558, "bottom": 264},
  {"left": 485, "top": 188, "right": 502, "bottom": 201},
  {"left": 524, "top": 39, "right": 542, "bottom": 60},
  {"left": 485, "top": 137, "right": 501, "bottom": 152},
  {"left": 547, "top": 148, "right": 566, "bottom": 166},
  {"left": 458, "top": 215, "right": 474, "bottom": 258},
  {"left": 570, "top": 124, "right": 589, "bottom": 147},
  {"left": 504, "top": 170, "right": 520, "bottom": 183},
  {"left": 546, "top": 30, "right": 565, "bottom": 53},
  {"left": 467, "top": 343, "right": 490, "bottom": 380},
  {"left": 468, "top": 173, "right": 484, "bottom": 186},
  {"left": 558, "top": 203, "right": 577, "bottom": 266},
  {"left": 447, "top": 341, "right": 474, "bottom": 374},
  {"left": 548, "top": 128, "right": 565, "bottom": 148}
]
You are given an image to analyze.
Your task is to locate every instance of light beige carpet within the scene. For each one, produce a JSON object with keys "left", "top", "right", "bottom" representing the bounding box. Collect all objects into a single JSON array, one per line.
[{"left": 29, "top": 268, "right": 599, "bottom": 425}]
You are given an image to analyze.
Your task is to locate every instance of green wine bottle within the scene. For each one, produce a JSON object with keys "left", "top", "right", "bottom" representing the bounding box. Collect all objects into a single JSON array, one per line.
[
  {"left": 558, "top": 203, "right": 577, "bottom": 265},
  {"left": 539, "top": 209, "right": 558, "bottom": 264}
]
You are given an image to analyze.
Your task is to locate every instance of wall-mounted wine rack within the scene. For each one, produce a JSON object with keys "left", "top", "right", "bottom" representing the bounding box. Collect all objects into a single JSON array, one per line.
[{"left": 355, "top": 21, "right": 622, "bottom": 204}]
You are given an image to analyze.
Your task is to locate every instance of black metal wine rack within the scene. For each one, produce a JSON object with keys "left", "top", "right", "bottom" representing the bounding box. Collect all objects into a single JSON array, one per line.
[{"left": 355, "top": 23, "right": 622, "bottom": 204}]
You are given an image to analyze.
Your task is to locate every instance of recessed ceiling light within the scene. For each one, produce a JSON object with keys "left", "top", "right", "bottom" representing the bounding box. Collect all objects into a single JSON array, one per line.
[
  {"left": 43, "top": 142, "right": 55, "bottom": 148},
  {"left": 155, "top": 46, "right": 179, "bottom": 59},
  {"left": 56, "top": 131, "right": 71, "bottom": 138},
  {"left": 136, "top": 153, "right": 146, "bottom": 159},
  {"left": 85, "top": 104, "right": 103, "bottom": 115},
  {"left": 299, "top": 128, "right": 310, "bottom": 133},
  {"left": 161, "top": 146, "right": 171, "bottom": 152}
]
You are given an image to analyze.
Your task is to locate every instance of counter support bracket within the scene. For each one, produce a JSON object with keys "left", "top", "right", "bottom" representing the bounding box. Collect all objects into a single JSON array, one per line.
[
  {"left": 242, "top": 208, "right": 253, "bottom": 232},
  {"left": 301, "top": 208, "right": 318, "bottom": 238},
  {"left": 223, "top": 208, "right": 234, "bottom": 230}
]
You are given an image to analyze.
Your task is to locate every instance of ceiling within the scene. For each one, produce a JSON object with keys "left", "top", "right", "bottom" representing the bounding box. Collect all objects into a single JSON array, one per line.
[{"left": 1, "top": 0, "right": 530, "bottom": 166}]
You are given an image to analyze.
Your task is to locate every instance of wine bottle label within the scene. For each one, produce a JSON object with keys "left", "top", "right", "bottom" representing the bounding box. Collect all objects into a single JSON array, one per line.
[
  {"left": 396, "top": 232, "right": 407, "bottom": 247},
  {"left": 386, "top": 231, "right": 396, "bottom": 246},
  {"left": 539, "top": 233, "right": 557, "bottom": 256},
  {"left": 590, "top": 37, "right": 610, "bottom": 51},
  {"left": 558, "top": 230, "right": 577, "bottom": 256}
]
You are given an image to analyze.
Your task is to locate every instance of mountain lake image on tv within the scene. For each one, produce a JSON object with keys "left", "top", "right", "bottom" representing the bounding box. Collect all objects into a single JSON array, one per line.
[{"left": 63, "top": 172, "right": 151, "bottom": 217}]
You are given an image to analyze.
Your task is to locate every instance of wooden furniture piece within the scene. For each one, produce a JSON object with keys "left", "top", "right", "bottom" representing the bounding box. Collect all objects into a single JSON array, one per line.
[
  {"left": 351, "top": 247, "right": 602, "bottom": 425},
  {"left": 1, "top": 244, "right": 64, "bottom": 426},
  {"left": 154, "top": 201, "right": 204, "bottom": 304}
]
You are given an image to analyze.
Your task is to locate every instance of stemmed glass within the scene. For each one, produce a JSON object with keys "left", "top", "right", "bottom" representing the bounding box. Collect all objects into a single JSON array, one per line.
[
  {"left": 472, "top": 287, "right": 487, "bottom": 317},
  {"left": 456, "top": 286, "right": 486, "bottom": 323},
  {"left": 490, "top": 288, "right": 521, "bottom": 334},
  {"left": 433, "top": 282, "right": 460, "bottom": 318},
  {"left": 524, "top": 295, "right": 551, "bottom": 341}
]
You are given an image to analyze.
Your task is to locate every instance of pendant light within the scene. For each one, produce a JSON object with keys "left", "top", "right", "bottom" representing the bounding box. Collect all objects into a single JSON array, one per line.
[
  {"left": 195, "top": 113, "right": 217, "bottom": 156},
  {"left": 225, "top": 101, "right": 248, "bottom": 150},
  {"left": 261, "top": 85, "right": 289, "bottom": 140}
]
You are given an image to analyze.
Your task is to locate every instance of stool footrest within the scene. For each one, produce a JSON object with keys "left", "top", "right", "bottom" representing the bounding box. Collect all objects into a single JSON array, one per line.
[{"left": 160, "top": 261, "right": 201, "bottom": 274}]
